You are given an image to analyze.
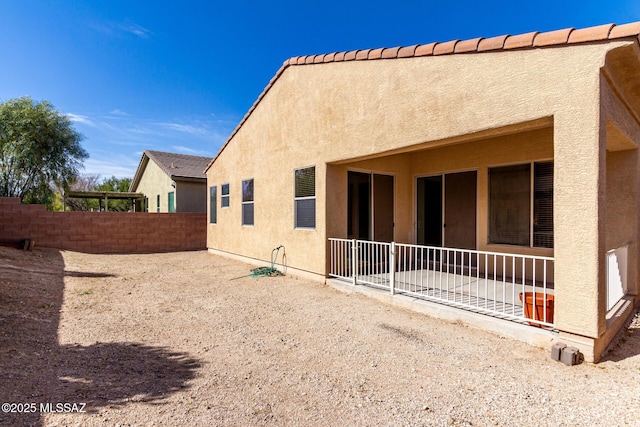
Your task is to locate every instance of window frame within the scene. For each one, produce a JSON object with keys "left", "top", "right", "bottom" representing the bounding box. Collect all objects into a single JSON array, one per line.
[
  {"left": 209, "top": 186, "right": 217, "bottom": 224},
  {"left": 221, "top": 183, "right": 230, "bottom": 208},
  {"left": 241, "top": 178, "right": 254, "bottom": 226},
  {"left": 294, "top": 165, "right": 316, "bottom": 230},
  {"left": 488, "top": 160, "right": 553, "bottom": 249}
]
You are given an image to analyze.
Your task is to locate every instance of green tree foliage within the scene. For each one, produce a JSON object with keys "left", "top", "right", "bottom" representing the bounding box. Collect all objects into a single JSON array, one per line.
[
  {"left": 64, "top": 175, "right": 133, "bottom": 212},
  {"left": 0, "top": 97, "right": 87, "bottom": 207},
  {"left": 95, "top": 176, "right": 133, "bottom": 212}
]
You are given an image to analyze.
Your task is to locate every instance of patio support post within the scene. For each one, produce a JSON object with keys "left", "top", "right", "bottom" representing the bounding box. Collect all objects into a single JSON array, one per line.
[
  {"left": 390, "top": 241, "right": 395, "bottom": 295},
  {"left": 351, "top": 239, "right": 357, "bottom": 286}
]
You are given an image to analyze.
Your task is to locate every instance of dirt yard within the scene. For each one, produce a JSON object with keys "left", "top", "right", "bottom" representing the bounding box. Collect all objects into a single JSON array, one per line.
[{"left": 1, "top": 246, "right": 639, "bottom": 426}]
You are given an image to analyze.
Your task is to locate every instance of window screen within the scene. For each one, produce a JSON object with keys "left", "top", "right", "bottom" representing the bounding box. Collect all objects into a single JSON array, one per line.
[
  {"left": 294, "top": 167, "right": 316, "bottom": 229},
  {"left": 489, "top": 164, "right": 531, "bottom": 246},
  {"left": 489, "top": 162, "right": 554, "bottom": 248}
]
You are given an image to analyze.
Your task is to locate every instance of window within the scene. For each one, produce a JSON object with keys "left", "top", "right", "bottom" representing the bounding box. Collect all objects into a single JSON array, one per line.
[
  {"left": 221, "top": 183, "right": 230, "bottom": 208},
  {"left": 210, "top": 186, "right": 217, "bottom": 224},
  {"left": 156, "top": 194, "right": 160, "bottom": 213},
  {"left": 294, "top": 166, "right": 316, "bottom": 229},
  {"left": 489, "top": 161, "right": 553, "bottom": 248},
  {"left": 168, "top": 191, "right": 175, "bottom": 213},
  {"left": 242, "top": 179, "right": 254, "bottom": 226}
]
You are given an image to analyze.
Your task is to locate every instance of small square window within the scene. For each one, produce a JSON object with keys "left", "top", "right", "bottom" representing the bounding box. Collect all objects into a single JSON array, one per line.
[{"left": 221, "top": 183, "right": 230, "bottom": 208}]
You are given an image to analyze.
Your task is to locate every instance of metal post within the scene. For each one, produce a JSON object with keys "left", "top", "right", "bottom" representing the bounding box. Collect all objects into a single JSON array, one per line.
[
  {"left": 352, "top": 239, "right": 357, "bottom": 287},
  {"left": 390, "top": 241, "right": 395, "bottom": 295}
]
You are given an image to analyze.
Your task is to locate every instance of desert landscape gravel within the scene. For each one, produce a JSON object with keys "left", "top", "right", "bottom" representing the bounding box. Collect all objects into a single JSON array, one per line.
[{"left": 0, "top": 246, "right": 639, "bottom": 426}]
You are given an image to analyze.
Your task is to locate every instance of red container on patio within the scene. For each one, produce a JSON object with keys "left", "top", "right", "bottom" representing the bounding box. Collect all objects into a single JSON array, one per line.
[{"left": 519, "top": 292, "right": 554, "bottom": 327}]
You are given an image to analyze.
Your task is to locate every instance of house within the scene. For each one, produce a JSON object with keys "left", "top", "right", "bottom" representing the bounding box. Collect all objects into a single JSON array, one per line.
[
  {"left": 205, "top": 22, "right": 640, "bottom": 362},
  {"left": 130, "top": 150, "right": 211, "bottom": 213}
]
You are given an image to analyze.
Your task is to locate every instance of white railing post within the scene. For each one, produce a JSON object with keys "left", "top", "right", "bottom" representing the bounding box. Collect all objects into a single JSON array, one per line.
[
  {"left": 351, "top": 239, "right": 357, "bottom": 287},
  {"left": 390, "top": 241, "right": 396, "bottom": 295}
]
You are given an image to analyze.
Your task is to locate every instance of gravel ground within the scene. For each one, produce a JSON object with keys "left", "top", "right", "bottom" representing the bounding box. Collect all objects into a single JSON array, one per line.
[{"left": 0, "top": 246, "right": 639, "bottom": 426}]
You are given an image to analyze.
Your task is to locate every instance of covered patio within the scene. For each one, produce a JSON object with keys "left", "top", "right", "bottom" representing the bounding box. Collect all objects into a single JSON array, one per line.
[{"left": 329, "top": 238, "right": 556, "bottom": 328}]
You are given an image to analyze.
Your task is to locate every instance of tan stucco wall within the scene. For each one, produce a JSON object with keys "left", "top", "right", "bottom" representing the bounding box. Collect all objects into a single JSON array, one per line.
[
  {"left": 134, "top": 160, "right": 206, "bottom": 213},
  {"left": 135, "top": 160, "right": 175, "bottom": 213},
  {"left": 207, "top": 40, "right": 640, "bottom": 355},
  {"left": 327, "top": 126, "right": 554, "bottom": 254}
]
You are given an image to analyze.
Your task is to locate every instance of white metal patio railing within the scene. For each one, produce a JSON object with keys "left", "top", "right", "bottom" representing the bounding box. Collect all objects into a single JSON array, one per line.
[{"left": 328, "top": 238, "right": 555, "bottom": 328}]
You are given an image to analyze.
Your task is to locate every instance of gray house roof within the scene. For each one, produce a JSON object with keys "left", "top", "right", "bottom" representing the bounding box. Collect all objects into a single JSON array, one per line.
[{"left": 130, "top": 150, "right": 212, "bottom": 192}]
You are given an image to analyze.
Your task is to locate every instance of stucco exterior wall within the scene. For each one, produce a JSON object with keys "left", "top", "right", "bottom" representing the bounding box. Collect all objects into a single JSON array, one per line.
[
  {"left": 135, "top": 160, "right": 175, "bottom": 213},
  {"left": 327, "top": 126, "right": 554, "bottom": 253},
  {"left": 207, "top": 40, "right": 640, "bottom": 359}
]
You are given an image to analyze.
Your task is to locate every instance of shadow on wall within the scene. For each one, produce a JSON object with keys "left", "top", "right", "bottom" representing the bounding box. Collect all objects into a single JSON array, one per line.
[{"left": 0, "top": 247, "right": 202, "bottom": 427}]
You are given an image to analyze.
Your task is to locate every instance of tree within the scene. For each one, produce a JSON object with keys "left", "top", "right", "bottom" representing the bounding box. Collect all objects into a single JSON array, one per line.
[
  {"left": 94, "top": 176, "right": 133, "bottom": 212},
  {"left": 0, "top": 97, "right": 87, "bottom": 207},
  {"left": 63, "top": 173, "right": 102, "bottom": 211}
]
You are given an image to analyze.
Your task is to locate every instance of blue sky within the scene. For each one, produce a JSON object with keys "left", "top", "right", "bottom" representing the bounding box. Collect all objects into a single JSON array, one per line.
[{"left": 1, "top": 1, "right": 640, "bottom": 178}]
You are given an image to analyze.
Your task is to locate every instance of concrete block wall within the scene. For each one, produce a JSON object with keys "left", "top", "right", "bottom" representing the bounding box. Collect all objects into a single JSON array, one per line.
[{"left": 0, "top": 198, "right": 206, "bottom": 253}]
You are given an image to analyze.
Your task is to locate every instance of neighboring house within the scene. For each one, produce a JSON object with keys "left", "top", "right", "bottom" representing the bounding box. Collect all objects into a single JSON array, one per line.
[
  {"left": 130, "top": 150, "right": 211, "bottom": 213},
  {"left": 205, "top": 22, "right": 640, "bottom": 362}
]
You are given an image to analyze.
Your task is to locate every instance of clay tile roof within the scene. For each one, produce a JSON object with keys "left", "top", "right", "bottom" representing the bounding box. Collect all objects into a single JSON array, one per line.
[
  {"left": 455, "top": 37, "right": 483, "bottom": 53},
  {"left": 356, "top": 49, "right": 371, "bottom": 60},
  {"left": 205, "top": 21, "right": 640, "bottom": 172},
  {"left": 381, "top": 46, "right": 401, "bottom": 59},
  {"left": 368, "top": 47, "right": 384, "bottom": 60},
  {"left": 414, "top": 43, "right": 436, "bottom": 56},
  {"left": 478, "top": 34, "right": 509, "bottom": 52},
  {"left": 533, "top": 27, "right": 574, "bottom": 47},
  {"left": 609, "top": 21, "right": 640, "bottom": 39},
  {"left": 344, "top": 50, "right": 358, "bottom": 61},
  {"left": 569, "top": 23, "right": 614, "bottom": 43},
  {"left": 433, "top": 40, "right": 459, "bottom": 55},
  {"left": 397, "top": 45, "right": 418, "bottom": 58},
  {"left": 503, "top": 31, "right": 539, "bottom": 49},
  {"left": 323, "top": 52, "right": 336, "bottom": 63}
]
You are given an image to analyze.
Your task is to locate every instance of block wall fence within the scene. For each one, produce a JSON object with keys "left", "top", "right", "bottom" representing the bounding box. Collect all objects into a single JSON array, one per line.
[{"left": 0, "top": 198, "right": 206, "bottom": 253}]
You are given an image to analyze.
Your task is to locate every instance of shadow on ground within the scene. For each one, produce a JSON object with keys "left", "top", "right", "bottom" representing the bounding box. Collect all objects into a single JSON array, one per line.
[
  {"left": 0, "top": 247, "right": 201, "bottom": 426},
  {"left": 600, "top": 308, "right": 640, "bottom": 363}
]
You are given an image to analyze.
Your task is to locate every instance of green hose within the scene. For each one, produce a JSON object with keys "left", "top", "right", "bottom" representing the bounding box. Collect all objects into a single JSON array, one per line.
[{"left": 250, "top": 245, "right": 284, "bottom": 278}]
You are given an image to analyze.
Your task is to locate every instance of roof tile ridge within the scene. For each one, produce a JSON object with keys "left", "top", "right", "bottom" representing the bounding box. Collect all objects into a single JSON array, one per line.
[
  {"left": 569, "top": 23, "right": 614, "bottom": 43},
  {"left": 533, "top": 27, "right": 574, "bottom": 47},
  {"left": 368, "top": 47, "right": 384, "bottom": 60},
  {"left": 455, "top": 37, "right": 484, "bottom": 53},
  {"left": 415, "top": 43, "right": 436, "bottom": 56},
  {"left": 609, "top": 21, "right": 640, "bottom": 39},
  {"left": 503, "top": 31, "right": 539, "bottom": 49},
  {"left": 397, "top": 45, "right": 418, "bottom": 58},
  {"left": 433, "top": 39, "right": 460, "bottom": 55},
  {"left": 478, "top": 34, "right": 510, "bottom": 52},
  {"left": 344, "top": 49, "right": 359, "bottom": 61},
  {"left": 381, "top": 46, "right": 402, "bottom": 59}
]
